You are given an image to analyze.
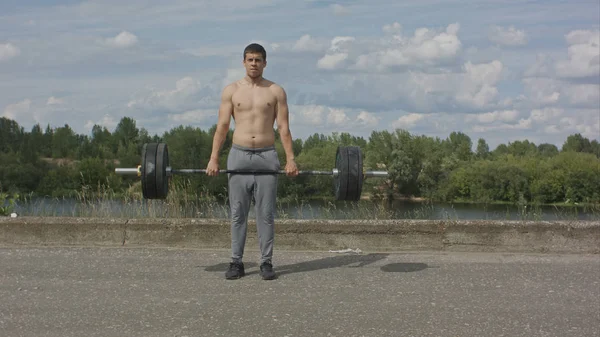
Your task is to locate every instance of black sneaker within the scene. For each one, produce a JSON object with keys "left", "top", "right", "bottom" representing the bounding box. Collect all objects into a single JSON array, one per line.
[
  {"left": 260, "top": 261, "right": 277, "bottom": 280},
  {"left": 225, "top": 261, "right": 245, "bottom": 280}
]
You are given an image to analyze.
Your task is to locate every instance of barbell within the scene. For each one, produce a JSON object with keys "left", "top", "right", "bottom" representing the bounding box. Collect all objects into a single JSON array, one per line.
[{"left": 114, "top": 142, "right": 389, "bottom": 201}]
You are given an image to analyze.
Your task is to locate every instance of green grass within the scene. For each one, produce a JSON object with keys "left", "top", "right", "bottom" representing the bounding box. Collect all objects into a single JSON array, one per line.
[
  {"left": 5, "top": 178, "right": 600, "bottom": 221},
  {"left": 445, "top": 197, "right": 600, "bottom": 208},
  {"left": 0, "top": 192, "right": 19, "bottom": 216}
]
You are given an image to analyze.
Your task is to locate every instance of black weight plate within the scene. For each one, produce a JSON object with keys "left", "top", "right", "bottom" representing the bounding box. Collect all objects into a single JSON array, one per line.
[
  {"left": 345, "top": 146, "right": 363, "bottom": 201},
  {"left": 357, "top": 147, "right": 363, "bottom": 200},
  {"left": 334, "top": 146, "right": 349, "bottom": 200},
  {"left": 141, "top": 143, "right": 148, "bottom": 199},
  {"left": 155, "top": 143, "right": 169, "bottom": 199},
  {"left": 143, "top": 143, "right": 159, "bottom": 199}
]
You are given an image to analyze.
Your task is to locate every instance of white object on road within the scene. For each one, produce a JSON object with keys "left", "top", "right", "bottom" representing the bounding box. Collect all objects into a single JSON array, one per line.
[
  {"left": 328, "top": 248, "right": 362, "bottom": 254},
  {"left": 10, "top": 213, "right": 17, "bottom": 218}
]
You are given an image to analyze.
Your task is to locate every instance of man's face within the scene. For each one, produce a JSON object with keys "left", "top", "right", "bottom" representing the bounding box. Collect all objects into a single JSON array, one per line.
[{"left": 243, "top": 52, "right": 266, "bottom": 78}]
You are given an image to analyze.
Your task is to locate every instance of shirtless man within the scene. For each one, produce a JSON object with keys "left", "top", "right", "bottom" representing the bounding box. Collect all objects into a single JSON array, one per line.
[{"left": 206, "top": 43, "right": 299, "bottom": 280}]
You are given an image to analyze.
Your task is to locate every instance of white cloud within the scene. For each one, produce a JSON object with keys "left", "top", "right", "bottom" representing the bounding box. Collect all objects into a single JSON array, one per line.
[
  {"left": 316, "top": 37, "right": 355, "bottom": 69},
  {"left": 524, "top": 54, "right": 554, "bottom": 77},
  {"left": 127, "top": 76, "right": 217, "bottom": 114},
  {"left": 293, "top": 104, "right": 325, "bottom": 125},
  {"left": 465, "top": 110, "right": 520, "bottom": 124},
  {"left": 3, "top": 99, "right": 32, "bottom": 120},
  {"left": 524, "top": 29, "right": 599, "bottom": 81},
  {"left": 392, "top": 113, "right": 427, "bottom": 129},
  {"left": 464, "top": 60, "right": 504, "bottom": 85},
  {"left": 0, "top": 43, "right": 20, "bottom": 61},
  {"left": 471, "top": 118, "right": 531, "bottom": 132},
  {"left": 223, "top": 68, "right": 245, "bottom": 88},
  {"left": 522, "top": 78, "right": 561, "bottom": 106},
  {"left": 47, "top": 96, "right": 65, "bottom": 106},
  {"left": 455, "top": 60, "right": 504, "bottom": 108},
  {"left": 544, "top": 125, "right": 561, "bottom": 134},
  {"left": 382, "top": 22, "right": 402, "bottom": 34},
  {"left": 562, "top": 84, "right": 600, "bottom": 106},
  {"left": 555, "top": 29, "right": 600, "bottom": 79},
  {"left": 331, "top": 4, "right": 350, "bottom": 16},
  {"left": 182, "top": 45, "right": 241, "bottom": 57},
  {"left": 246, "top": 39, "right": 281, "bottom": 54},
  {"left": 488, "top": 25, "right": 528, "bottom": 46},
  {"left": 330, "top": 36, "right": 356, "bottom": 52},
  {"left": 330, "top": 36, "right": 355, "bottom": 53},
  {"left": 292, "top": 35, "right": 326, "bottom": 53},
  {"left": 465, "top": 109, "right": 563, "bottom": 134},
  {"left": 168, "top": 109, "right": 214, "bottom": 124},
  {"left": 324, "top": 58, "right": 506, "bottom": 116},
  {"left": 354, "top": 23, "right": 462, "bottom": 71},
  {"left": 0, "top": 1, "right": 598, "bottom": 149},
  {"left": 529, "top": 108, "right": 564, "bottom": 122},
  {"left": 553, "top": 110, "right": 600, "bottom": 139},
  {"left": 327, "top": 108, "right": 350, "bottom": 126},
  {"left": 355, "top": 111, "right": 379, "bottom": 128},
  {"left": 270, "top": 43, "right": 281, "bottom": 51},
  {"left": 105, "top": 31, "right": 138, "bottom": 48},
  {"left": 521, "top": 76, "right": 599, "bottom": 109},
  {"left": 468, "top": 107, "right": 598, "bottom": 140},
  {"left": 84, "top": 114, "right": 118, "bottom": 131},
  {"left": 1, "top": 98, "right": 66, "bottom": 131},
  {"left": 317, "top": 53, "right": 348, "bottom": 70},
  {"left": 289, "top": 104, "right": 381, "bottom": 130}
]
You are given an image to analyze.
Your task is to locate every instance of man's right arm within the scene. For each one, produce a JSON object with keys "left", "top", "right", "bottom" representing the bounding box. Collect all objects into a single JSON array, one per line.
[{"left": 209, "top": 84, "right": 234, "bottom": 162}]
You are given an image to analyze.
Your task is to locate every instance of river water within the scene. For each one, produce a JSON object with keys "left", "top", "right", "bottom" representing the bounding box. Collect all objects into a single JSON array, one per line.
[{"left": 10, "top": 197, "right": 599, "bottom": 221}]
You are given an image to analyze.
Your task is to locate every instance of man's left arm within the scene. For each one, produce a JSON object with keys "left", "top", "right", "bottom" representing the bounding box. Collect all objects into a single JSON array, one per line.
[{"left": 275, "top": 86, "right": 298, "bottom": 175}]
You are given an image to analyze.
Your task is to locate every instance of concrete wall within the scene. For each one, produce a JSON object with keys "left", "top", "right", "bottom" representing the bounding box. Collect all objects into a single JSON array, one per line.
[{"left": 1, "top": 217, "right": 598, "bottom": 254}]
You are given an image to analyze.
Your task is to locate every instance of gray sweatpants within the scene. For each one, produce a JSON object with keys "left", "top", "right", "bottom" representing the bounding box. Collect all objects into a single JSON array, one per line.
[{"left": 227, "top": 143, "right": 280, "bottom": 264}]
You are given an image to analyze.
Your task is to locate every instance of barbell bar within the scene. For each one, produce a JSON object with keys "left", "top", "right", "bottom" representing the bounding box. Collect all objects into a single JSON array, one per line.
[
  {"left": 114, "top": 168, "right": 390, "bottom": 177},
  {"left": 114, "top": 142, "right": 389, "bottom": 201}
]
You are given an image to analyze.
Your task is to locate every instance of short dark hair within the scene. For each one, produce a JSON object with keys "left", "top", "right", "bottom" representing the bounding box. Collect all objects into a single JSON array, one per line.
[{"left": 243, "top": 43, "right": 266, "bottom": 60}]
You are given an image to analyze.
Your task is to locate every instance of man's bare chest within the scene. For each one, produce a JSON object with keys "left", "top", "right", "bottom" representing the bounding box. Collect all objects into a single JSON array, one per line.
[{"left": 232, "top": 88, "right": 276, "bottom": 112}]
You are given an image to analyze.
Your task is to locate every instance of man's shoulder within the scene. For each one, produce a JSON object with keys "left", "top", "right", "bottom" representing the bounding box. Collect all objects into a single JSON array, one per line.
[
  {"left": 221, "top": 81, "right": 241, "bottom": 97},
  {"left": 265, "top": 80, "right": 285, "bottom": 95},
  {"left": 224, "top": 80, "right": 242, "bottom": 90}
]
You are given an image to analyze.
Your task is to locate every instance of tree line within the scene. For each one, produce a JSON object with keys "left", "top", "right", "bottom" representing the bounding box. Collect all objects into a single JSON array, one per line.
[{"left": 1, "top": 116, "right": 599, "bottom": 205}]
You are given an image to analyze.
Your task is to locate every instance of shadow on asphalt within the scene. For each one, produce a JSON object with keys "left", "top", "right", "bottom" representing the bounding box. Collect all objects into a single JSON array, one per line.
[
  {"left": 203, "top": 262, "right": 259, "bottom": 271},
  {"left": 380, "top": 262, "right": 429, "bottom": 273},
  {"left": 275, "top": 253, "right": 390, "bottom": 277},
  {"left": 203, "top": 253, "right": 430, "bottom": 276}
]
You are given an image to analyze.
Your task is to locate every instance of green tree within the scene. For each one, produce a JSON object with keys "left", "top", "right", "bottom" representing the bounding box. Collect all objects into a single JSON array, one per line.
[
  {"left": 444, "top": 131, "right": 473, "bottom": 162},
  {"left": 476, "top": 138, "right": 489, "bottom": 159},
  {"left": 113, "top": 117, "right": 140, "bottom": 151},
  {"left": 91, "top": 124, "right": 114, "bottom": 158},
  {"left": 303, "top": 133, "right": 329, "bottom": 151},
  {"left": 29, "top": 124, "right": 45, "bottom": 157},
  {"left": 77, "top": 158, "right": 112, "bottom": 191},
  {"left": 492, "top": 143, "right": 509, "bottom": 157},
  {"left": 52, "top": 124, "right": 78, "bottom": 158},
  {"left": 416, "top": 136, "right": 446, "bottom": 199},
  {"left": 37, "top": 166, "right": 78, "bottom": 197},
  {"left": 388, "top": 129, "right": 421, "bottom": 196},
  {"left": 42, "top": 124, "right": 54, "bottom": 157},
  {"left": 0, "top": 117, "right": 24, "bottom": 154},
  {"left": 537, "top": 143, "right": 559, "bottom": 157},
  {"left": 507, "top": 140, "right": 538, "bottom": 157},
  {"left": 590, "top": 139, "right": 600, "bottom": 158},
  {"left": 562, "top": 133, "right": 592, "bottom": 153}
]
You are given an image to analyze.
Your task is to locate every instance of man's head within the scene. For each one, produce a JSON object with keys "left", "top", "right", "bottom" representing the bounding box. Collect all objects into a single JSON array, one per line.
[{"left": 243, "top": 43, "right": 267, "bottom": 79}]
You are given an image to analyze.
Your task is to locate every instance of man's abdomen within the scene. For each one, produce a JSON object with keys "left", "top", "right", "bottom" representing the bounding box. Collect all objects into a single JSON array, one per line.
[{"left": 232, "top": 113, "right": 276, "bottom": 148}]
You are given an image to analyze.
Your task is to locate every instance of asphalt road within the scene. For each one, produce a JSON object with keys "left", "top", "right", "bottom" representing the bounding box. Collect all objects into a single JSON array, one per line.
[{"left": 0, "top": 246, "right": 598, "bottom": 337}]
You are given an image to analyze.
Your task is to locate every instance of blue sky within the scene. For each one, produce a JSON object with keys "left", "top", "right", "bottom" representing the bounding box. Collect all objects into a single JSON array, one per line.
[{"left": 1, "top": 0, "right": 599, "bottom": 149}]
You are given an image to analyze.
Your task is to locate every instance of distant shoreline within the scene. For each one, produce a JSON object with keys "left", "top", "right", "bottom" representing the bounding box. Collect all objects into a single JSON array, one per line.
[{"left": 357, "top": 193, "right": 599, "bottom": 208}]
